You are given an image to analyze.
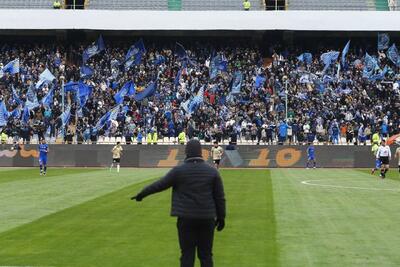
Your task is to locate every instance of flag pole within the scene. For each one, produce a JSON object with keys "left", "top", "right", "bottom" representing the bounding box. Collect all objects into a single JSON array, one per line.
[
  {"left": 285, "top": 80, "right": 288, "bottom": 122},
  {"left": 61, "top": 79, "right": 65, "bottom": 113}
]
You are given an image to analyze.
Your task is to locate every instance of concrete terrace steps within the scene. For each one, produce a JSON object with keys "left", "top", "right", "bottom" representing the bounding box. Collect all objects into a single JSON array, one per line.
[{"left": 287, "top": 0, "right": 377, "bottom": 10}]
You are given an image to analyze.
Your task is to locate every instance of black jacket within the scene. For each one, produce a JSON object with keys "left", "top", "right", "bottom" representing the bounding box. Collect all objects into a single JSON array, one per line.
[{"left": 138, "top": 157, "right": 226, "bottom": 219}]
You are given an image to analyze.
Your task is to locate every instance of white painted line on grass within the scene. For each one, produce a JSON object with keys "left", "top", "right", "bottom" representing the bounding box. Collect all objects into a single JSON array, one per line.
[{"left": 301, "top": 179, "right": 400, "bottom": 192}]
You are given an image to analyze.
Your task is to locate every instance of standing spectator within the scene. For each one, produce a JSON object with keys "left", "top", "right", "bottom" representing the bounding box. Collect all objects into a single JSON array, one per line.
[
  {"left": 389, "top": 0, "right": 397, "bottom": 11},
  {"left": 53, "top": 0, "right": 61, "bottom": 9},
  {"left": 243, "top": 0, "right": 251, "bottom": 10}
]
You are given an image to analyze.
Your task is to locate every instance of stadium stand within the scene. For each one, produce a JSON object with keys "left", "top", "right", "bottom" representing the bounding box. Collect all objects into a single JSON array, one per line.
[
  {"left": 0, "top": 0, "right": 54, "bottom": 9},
  {"left": 287, "top": 0, "right": 376, "bottom": 10},
  {"left": 0, "top": 37, "right": 399, "bottom": 146},
  {"left": 89, "top": 0, "right": 264, "bottom": 10},
  {"left": 181, "top": 0, "right": 264, "bottom": 11},
  {"left": 89, "top": 0, "right": 168, "bottom": 10}
]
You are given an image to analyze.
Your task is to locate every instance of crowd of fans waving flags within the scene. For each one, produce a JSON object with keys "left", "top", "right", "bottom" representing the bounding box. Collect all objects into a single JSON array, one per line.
[{"left": 0, "top": 33, "right": 399, "bottom": 140}]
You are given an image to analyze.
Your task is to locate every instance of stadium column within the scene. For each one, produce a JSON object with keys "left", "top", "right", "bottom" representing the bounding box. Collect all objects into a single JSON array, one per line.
[
  {"left": 375, "top": 0, "right": 389, "bottom": 10},
  {"left": 168, "top": 0, "right": 182, "bottom": 10}
]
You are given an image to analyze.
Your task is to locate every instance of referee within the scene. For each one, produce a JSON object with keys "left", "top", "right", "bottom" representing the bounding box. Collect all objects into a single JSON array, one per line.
[{"left": 131, "top": 140, "right": 226, "bottom": 267}]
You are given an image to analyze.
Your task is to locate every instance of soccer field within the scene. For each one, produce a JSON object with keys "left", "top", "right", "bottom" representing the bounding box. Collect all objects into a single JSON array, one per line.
[{"left": 0, "top": 168, "right": 399, "bottom": 267}]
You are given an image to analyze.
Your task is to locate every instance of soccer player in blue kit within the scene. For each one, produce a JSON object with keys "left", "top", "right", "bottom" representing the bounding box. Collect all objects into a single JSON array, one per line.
[
  {"left": 306, "top": 142, "right": 316, "bottom": 169},
  {"left": 38, "top": 139, "right": 49, "bottom": 175}
]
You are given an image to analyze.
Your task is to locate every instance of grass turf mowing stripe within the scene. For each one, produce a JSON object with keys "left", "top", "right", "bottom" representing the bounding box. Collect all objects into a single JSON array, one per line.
[
  {"left": 0, "top": 169, "right": 276, "bottom": 267},
  {"left": 0, "top": 168, "right": 168, "bottom": 234},
  {"left": 0, "top": 168, "right": 100, "bottom": 185},
  {"left": 358, "top": 169, "right": 400, "bottom": 182},
  {"left": 272, "top": 169, "right": 400, "bottom": 267}
]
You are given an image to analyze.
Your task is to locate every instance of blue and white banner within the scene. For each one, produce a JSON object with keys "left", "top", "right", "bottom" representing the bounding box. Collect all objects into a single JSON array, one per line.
[
  {"left": 114, "top": 81, "right": 135, "bottom": 104},
  {"left": 36, "top": 68, "right": 55, "bottom": 89},
  {"left": 188, "top": 86, "right": 204, "bottom": 114},
  {"left": 125, "top": 39, "right": 146, "bottom": 70},
  {"left": 209, "top": 54, "right": 228, "bottom": 80},
  {"left": 297, "top": 53, "right": 312, "bottom": 65},
  {"left": 363, "top": 53, "right": 379, "bottom": 78},
  {"left": 387, "top": 44, "right": 400, "bottom": 67},
  {"left": 80, "top": 65, "right": 94, "bottom": 78},
  {"left": 378, "top": 33, "right": 390, "bottom": 50},
  {"left": 231, "top": 71, "right": 243, "bottom": 94},
  {"left": 341, "top": 40, "right": 351, "bottom": 67},
  {"left": 254, "top": 75, "right": 266, "bottom": 89},
  {"left": 25, "top": 85, "right": 39, "bottom": 110},
  {"left": 134, "top": 80, "right": 157, "bottom": 101},
  {"left": 82, "top": 35, "right": 105, "bottom": 63},
  {"left": 320, "top": 51, "right": 340, "bottom": 72},
  {"left": 41, "top": 86, "right": 54, "bottom": 107},
  {"left": 1, "top": 58, "right": 19, "bottom": 76},
  {"left": 0, "top": 101, "right": 8, "bottom": 126}
]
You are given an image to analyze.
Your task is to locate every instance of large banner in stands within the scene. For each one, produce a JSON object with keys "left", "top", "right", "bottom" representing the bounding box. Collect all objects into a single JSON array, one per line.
[{"left": 0, "top": 144, "right": 398, "bottom": 168}]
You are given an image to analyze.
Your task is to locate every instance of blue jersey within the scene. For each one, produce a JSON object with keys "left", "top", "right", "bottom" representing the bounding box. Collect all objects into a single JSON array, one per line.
[
  {"left": 39, "top": 144, "right": 48, "bottom": 158},
  {"left": 307, "top": 146, "right": 315, "bottom": 159}
]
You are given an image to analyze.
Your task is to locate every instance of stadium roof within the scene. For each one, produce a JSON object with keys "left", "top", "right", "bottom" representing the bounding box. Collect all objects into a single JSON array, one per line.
[{"left": 1, "top": 10, "right": 400, "bottom": 31}]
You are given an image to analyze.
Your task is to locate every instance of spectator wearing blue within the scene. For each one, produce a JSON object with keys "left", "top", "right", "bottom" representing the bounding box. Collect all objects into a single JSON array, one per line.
[
  {"left": 381, "top": 122, "right": 389, "bottom": 139},
  {"left": 278, "top": 120, "right": 288, "bottom": 145},
  {"left": 358, "top": 124, "right": 366, "bottom": 146},
  {"left": 331, "top": 120, "right": 340, "bottom": 145}
]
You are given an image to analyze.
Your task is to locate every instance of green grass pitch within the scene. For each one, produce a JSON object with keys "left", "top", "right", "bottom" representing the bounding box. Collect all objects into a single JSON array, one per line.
[{"left": 0, "top": 167, "right": 399, "bottom": 266}]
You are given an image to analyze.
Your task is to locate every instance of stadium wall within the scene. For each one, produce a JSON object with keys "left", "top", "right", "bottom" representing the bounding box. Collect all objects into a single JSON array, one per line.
[
  {"left": 0, "top": 145, "right": 398, "bottom": 168},
  {"left": 1, "top": 10, "right": 400, "bottom": 31}
]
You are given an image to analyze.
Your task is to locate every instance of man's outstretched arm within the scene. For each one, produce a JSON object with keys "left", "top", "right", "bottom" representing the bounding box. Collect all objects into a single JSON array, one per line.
[{"left": 131, "top": 168, "right": 178, "bottom": 201}]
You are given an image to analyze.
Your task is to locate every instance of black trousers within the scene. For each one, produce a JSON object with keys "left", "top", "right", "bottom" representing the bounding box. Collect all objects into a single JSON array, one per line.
[{"left": 177, "top": 218, "right": 215, "bottom": 267}]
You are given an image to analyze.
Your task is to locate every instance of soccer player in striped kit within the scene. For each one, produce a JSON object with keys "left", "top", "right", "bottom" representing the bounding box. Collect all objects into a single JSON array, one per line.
[{"left": 376, "top": 139, "right": 391, "bottom": 178}]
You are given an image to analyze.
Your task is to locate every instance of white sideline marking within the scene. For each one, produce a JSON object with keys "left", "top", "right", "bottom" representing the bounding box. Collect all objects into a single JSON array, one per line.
[{"left": 301, "top": 179, "right": 400, "bottom": 192}]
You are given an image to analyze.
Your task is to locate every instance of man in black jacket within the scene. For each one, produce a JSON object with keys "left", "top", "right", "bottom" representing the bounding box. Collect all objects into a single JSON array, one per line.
[{"left": 131, "top": 139, "right": 226, "bottom": 267}]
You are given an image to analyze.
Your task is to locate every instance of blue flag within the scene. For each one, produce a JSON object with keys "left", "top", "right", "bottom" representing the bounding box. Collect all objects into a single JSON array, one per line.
[
  {"left": 80, "top": 65, "right": 94, "bottom": 78},
  {"left": 25, "top": 85, "right": 39, "bottom": 110},
  {"left": 36, "top": 68, "right": 55, "bottom": 89},
  {"left": 175, "top": 43, "right": 196, "bottom": 66},
  {"left": 297, "top": 53, "right": 312, "bottom": 65},
  {"left": 114, "top": 81, "right": 135, "bottom": 104},
  {"left": 41, "top": 87, "right": 54, "bottom": 107},
  {"left": 387, "top": 44, "right": 400, "bottom": 67},
  {"left": 320, "top": 51, "right": 340, "bottom": 72},
  {"left": 341, "top": 40, "right": 351, "bottom": 67},
  {"left": 22, "top": 106, "right": 30, "bottom": 124},
  {"left": 209, "top": 55, "right": 228, "bottom": 79},
  {"left": 175, "top": 42, "right": 188, "bottom": 59},
  {"left": 134, "top": 81, "right": 157, "bottom": 101},
  {"left": 94, "top": 111, "right": 111, "bottom": 131},
  {"left": 82, "top": 35, "right": 105, "bottom": 63},
  {"left": 76, "top": 82, "right": 93, "bottom": 107},
  {"left": 64, "top": 81, "right": 80, "bottom": 92},
  {"left": 0, "top": 101, "right": 8, "bottom": 126},
  {"left": 188, "top": 86, "right": 204, "bottom": 113},
  {"left": 231, "top": 71, "right": 243, "bottom": 94},
  {"left": 368, "top": 66, "right": 388, "bottom": 82},
  {"left": 378, "top": 33, "right": 390, "bottom": 50},
  {"left": 2, "top": 58, "right": 19, "bottom": 75},
  {"left": 11, "top": 85, "right": 22, "bottom": 105},
  {"left": 60, "top": 106, "right": 71, "bottom": 127},
  {"left": 125, "top": 39, "right": 146, "bottom": 70},
  {"left": 363, "top": 53, "right": 378, "bottom": 78},
  {"left": 9, "top": 107, "right": 21, "bottom": 119},
  {"left": 153, "top": 55, "right": 165, "bottom": 65},
  {"left": 174, "top": 69, "right": 182, "bottom": 86},
  {"left": 255, "top": 75, "right": 266, "bottom": 89}
]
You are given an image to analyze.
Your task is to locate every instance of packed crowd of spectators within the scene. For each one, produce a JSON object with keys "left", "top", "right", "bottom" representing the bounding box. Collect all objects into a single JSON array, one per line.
[{"left": 0, "top": 37, "right": 399, "bottom": 145}]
